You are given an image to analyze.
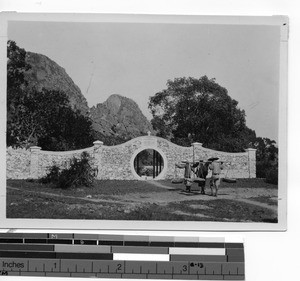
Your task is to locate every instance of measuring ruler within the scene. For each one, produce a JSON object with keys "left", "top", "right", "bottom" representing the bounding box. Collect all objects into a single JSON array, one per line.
[{"left": 0, "top": 232, "right": 245, "bottom": 280}]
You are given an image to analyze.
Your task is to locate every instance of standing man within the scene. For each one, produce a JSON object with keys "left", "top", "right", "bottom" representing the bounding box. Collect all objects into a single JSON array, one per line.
[{"left": 208, "top": 157, "right": 224, "bottom": 197}]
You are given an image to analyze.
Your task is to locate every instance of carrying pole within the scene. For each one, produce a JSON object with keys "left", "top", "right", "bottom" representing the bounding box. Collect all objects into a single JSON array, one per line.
[{"left": 193, "top": 145, "right": 195, "bottom": 164}]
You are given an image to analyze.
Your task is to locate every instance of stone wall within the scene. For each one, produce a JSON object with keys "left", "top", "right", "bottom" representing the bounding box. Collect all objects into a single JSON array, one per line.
[
  {"left": 36, "top": 147, "right": 95, "bottom": 178},
  {"left": 6, "top": 136, "right": 256, "bottom": 180},
  {"left": 6, "top": 147, "right": 31, "bottom": 179}
]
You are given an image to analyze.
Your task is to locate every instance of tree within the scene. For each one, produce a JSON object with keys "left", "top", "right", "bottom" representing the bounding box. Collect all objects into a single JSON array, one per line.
[
  {"left": 7, "top": 87, "right": 95, "bottom": 150},
  {"left": 38, "top": 98, "right": 95, "bottom": 151},
  {"left": 252, "top": 137, "right": 278, "bottom": 163},
  {"left": 7, "top": 40, "right": 31, "bottom": 92},
  {"left": 7, "top": 40, "right": 32, "bottom": 140},
  {"left": 8, "top": 88, "right": 66, "bottom": 147},
  {"left": 250, "top": 137, "right": 278, "bottom": 180},
  {"left": 60, "top": 108, "right": 94, "bottom": 150},
  {"left": 7, "top": 40, "right": 95, "bottom": 151},
  {"left": 149, "top": 76, "right": 256, "bottom": 152}
]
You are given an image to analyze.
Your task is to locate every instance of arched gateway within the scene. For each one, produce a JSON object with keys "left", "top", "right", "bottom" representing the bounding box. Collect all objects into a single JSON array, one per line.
[
  {"left": 7, "top": 135, "right": 256, "bottom": 180},
  {"left": 131, "top": 147, "right": 167, "bottom": 180}
]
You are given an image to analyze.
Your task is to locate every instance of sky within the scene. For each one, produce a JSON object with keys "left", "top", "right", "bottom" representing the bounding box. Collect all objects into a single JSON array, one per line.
[{"left": 8, "top": 20, "right": 280, "bottom": 141}]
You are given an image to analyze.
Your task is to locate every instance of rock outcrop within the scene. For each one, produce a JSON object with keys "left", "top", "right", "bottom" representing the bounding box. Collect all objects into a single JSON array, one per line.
[
  {"left": 90, "top": 94, "right": 153, "bottom": 139},
  {"left": 23, "top": 51, "right": 153, "bottom": 142},
  {"left": 25, "top": 52, "right": 90, "bottom": 115}
]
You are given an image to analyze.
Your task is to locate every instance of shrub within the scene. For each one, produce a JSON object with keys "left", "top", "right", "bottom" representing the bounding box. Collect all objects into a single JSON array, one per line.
[
  {"left": 265, "top": 167, "right": 278, "bottom": 185},
  {"left": 40, "top": 165, "right": 60, "bottom": 184},
  {"left": 41, "top": 152, "right": 96, "bottom": 189}
]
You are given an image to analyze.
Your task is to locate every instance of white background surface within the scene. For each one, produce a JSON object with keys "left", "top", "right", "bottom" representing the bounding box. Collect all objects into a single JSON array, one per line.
[{"left": 0, "top": 0, "right": 299, "bottom": 280}]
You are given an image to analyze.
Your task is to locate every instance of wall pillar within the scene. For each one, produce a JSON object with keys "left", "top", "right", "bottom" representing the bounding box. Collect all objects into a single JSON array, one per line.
[
  {"left": 192, "top": 142, "right": 203, "bottom": 162},
  {"left": 29, "top": 146, "right": 41, "bottom": 179},
  {"left": 245, "top": 148, "right": 257, "bottom": 178},
  {"left": 93, "top": 140, "right": 103, "bottom": 179}
]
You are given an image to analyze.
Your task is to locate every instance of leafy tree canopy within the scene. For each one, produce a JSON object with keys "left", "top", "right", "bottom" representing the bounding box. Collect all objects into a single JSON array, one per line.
[
  {"left": 251, "top": 137, "right": 278, "bottom": 163},
  {"left": 7, "top": 88, "right": 95, "bottom": 150},
  {"left": 250, "top": 137, "right": 278, "bottom": 179},
  {"left": 7, "top": 40, "right": 31, "bottom": 92},
  {"left": 149, "top": 76, "right": 256, "bottom": 152}
]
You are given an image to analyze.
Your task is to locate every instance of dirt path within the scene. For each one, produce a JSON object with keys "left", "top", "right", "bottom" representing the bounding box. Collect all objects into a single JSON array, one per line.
[
  {"left": 112, "top": 190, "right": 277, "bottom": 211},
  {"left": 114, "top": 181, "right": 278, "bottom": 211},
  {"left": 147, "top": 180, "right": 178, "bottom": 190}
]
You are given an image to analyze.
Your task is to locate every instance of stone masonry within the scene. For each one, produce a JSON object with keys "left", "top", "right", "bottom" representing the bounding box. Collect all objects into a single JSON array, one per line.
[{"left": 6, "top": 136, "right": 256, "bottom": 180}]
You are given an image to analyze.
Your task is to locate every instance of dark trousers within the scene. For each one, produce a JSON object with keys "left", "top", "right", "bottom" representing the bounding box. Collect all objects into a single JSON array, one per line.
[{"left": 198, "top": 179, "right": 206, "bottom": 194}]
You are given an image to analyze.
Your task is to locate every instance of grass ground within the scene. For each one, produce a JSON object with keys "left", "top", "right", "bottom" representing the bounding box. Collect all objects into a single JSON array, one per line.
[
  {"left": 7, "top": 179, "right": 164, "bottom": 196},
  {"left": 6, "top": 178, "right": 278, "bottom": 222}
]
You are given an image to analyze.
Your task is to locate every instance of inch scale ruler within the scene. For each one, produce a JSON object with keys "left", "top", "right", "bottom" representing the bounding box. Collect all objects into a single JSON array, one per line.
[{"left": 0, "top": 232, "right": 245, "bottom": 280}]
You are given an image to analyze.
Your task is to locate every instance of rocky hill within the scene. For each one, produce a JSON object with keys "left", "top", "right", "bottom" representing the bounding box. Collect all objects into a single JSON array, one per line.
[
  {"left": 25, "top": 52, "right": 90, "bottom": 115},
  {"left": 23, "top": 51, "right": 153, "bottom": 143},
  {"left": 90, "top": 94, "right": 153, "bottom": 140}
]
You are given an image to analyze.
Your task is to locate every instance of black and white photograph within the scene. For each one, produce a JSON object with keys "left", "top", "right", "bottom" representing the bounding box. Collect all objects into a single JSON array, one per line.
[{"left": 1, "top": 14, "right": 287, "bottom": 230}]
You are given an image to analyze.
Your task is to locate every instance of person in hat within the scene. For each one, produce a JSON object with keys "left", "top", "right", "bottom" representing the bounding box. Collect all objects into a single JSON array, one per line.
[
  {"left": 175, "top": 161, "right": 193, "bottom": 192},
  {"left": 208, "top": 157, "right": 224, "bottom": 197},
  {"left": 192, "top": 160, "right": 209, "bottom": 194}
]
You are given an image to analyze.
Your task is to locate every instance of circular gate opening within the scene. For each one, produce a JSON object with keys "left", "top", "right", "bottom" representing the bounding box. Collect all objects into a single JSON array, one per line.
[{"left": 133, "top": 149, "right": 164, "bottom": 180}]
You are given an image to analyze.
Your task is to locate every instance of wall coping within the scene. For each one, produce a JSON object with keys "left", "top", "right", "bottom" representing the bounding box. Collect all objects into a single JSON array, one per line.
[
  {"left": 14, "top": 136, "right": 253, "bottom": 157},
  {"left": 245, "top": 148, "right": 257, "bottom": 151},
  {"left": 93, "top": 140, "right": 103, "bottom": 146},
  {"left": 38, "top": 146, "right": 94, "bottom": 156},
  {"left": 101, "top": 135, "right": 249, "bottom": 156},
  {"left": 29, "top": 146, "right": 41, "bottom": 151}
]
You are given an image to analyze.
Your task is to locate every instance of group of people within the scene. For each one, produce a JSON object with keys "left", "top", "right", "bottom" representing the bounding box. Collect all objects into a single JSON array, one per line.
[{"left": 176, "top": 157, "right": 224, "bottom": 197}]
